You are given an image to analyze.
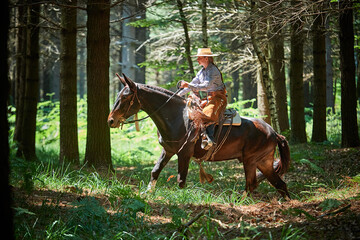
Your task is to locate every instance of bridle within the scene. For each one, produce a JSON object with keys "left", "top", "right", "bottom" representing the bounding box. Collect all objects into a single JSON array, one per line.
[
  {"left": 116, "top": 77, "right": 183, "bottom": 126},
  {"left": 121, "top": 84, "right": 140, "bottom": 124}
]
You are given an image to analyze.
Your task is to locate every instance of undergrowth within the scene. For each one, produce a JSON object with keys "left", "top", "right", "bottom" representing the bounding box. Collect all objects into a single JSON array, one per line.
[{"left": 8, "top": 97, "right": 360, "bottom": 239}]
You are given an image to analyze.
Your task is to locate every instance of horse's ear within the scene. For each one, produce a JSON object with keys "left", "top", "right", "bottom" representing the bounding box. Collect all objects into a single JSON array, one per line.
[
  {"left": 116, "top": 73, "right": 127, "bottom": 86},
  {"left": 122, "top": 73, "right": 137, "bottom": 91}
]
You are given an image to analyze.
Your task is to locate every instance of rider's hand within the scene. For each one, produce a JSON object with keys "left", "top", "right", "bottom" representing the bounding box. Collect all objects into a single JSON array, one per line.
[{"left": 180, "top": 81, "right": 189, "bottom": 88}]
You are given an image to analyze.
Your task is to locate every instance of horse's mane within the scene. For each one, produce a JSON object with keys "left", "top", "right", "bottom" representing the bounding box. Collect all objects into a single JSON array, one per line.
[{"left": 139, "top": 84, "right": 186, "bottom": 103}]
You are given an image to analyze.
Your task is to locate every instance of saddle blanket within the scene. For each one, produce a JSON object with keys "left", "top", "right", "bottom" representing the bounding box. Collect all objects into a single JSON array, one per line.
[{"left": 222, "top": 109, "right": 241, "bottom": 126}]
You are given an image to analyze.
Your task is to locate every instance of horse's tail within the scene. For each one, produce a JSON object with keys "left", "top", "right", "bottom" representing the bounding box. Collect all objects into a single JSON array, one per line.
[{"left": 275, "top": 134, "right": 291, "bottom": 176}]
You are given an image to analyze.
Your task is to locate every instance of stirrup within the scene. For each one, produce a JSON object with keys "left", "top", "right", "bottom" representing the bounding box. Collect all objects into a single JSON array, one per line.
[{"left": 201, "top": 135, "right": 215, "bottom": 150}]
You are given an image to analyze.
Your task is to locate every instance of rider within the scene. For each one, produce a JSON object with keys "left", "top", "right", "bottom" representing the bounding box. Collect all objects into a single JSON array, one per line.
[{"left": 178, "top": 48, "right": 227, "bottom": 150}]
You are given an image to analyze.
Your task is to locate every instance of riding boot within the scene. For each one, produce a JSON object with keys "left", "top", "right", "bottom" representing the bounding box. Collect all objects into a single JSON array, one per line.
[{"left": 201, "top": 124, "right": 216, "bottom": 150}]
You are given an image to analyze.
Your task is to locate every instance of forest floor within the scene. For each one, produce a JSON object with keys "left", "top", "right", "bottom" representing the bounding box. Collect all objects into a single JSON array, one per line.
[{"left": 12, "top": 144, "right": 360, "bottom": 239}]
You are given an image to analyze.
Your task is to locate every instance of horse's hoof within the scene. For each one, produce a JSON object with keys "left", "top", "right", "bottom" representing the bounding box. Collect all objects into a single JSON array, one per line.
[
  {"left": 142, "top": 180, "right": 157, "bottom": 195},
  {"left": 178, "top": 182, "right": 186, "bottom": 189}
]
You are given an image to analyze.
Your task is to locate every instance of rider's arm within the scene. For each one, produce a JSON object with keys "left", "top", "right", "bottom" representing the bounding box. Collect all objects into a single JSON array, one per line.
[
  {"left": 188, "top": 65, "right": 223, "bottom": 92},
  {"left": 177, "top": 87, "right": 191, "bottom": 96},
  {"left": 177, "top": 69, "right": 202, "bottom": 96}
]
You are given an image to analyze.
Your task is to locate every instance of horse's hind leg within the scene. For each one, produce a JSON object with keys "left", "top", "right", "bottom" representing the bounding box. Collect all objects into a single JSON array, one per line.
[
  {"left": 257, "top": 156, "right": 290, "bottom": 199},
  {"left": 242, "top": 160, "right": 258, "bottom": 194},
  {"left": 145, "top": 148, "right": 174, "bottom": 193}
]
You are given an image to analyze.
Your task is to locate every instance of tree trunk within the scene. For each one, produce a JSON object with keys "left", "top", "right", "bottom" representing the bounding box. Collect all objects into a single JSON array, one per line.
[
  {"left": 339, "top": 0, "right": 360, "bottom": 147},
  {"left": 135, "top": 0, "right": 147, "bottom": 84},
  {"left": 0, "top": 0, "right": 14, "bottom": 238},
  {"left": 257, "top": 68, "right": 271, "bottom": 125},
  {"left": 17, "top": 0, "right": 40, "bottom": 161},
  {"left": 60, "top": 0, "right": 79, "bottom": 164},
  {"left": 85, "top": 0, "right": 113, "bottom": 170},
  {"left": 229, "top": 70, "right": 239, "bottom": 103},
  {"left": 356, "top": 20, "right": 360, "bottom": 105},
  {"left": 325, "top": 18, "right": 334, "bottom": 113},
  {"left": 311, "top": 12, "right": 327, "bottom": 142},
  {"left": 267, "top": 25, "right": 289, "bottom": 133},
  {"left": 290, "top": 4, "right": 307, "bottom": 143},
  {"left": 14, "top": 4, "right": 27, "bottom": 146},
  {"left": 177, "top": 0, "right": 195, "bottom": 78},
  {"left": 250, "top": 0, "right": 280, "bottom": 132},
  {"left": 78, "top": 47, "right": 86, "bottom": 99},
  {"left": 242, "top": 68, "right": 257, "bottom": 108},
  {"left": 230, "top": 39, "right": 240, "bottom": 103},
  {"left": 201, "top": 0, "right": 208, "bottom": 47},
  {"left": 122, "top": 0, "right": 136, "bottom": 80}
]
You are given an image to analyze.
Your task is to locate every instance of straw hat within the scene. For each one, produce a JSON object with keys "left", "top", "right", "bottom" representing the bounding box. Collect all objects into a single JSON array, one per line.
[{"left": 192, "top": 48, "right": 218, "bottom": 57}]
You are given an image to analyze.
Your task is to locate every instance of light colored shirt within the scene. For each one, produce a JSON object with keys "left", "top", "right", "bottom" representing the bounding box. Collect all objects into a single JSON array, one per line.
[{"left": 178, "top": 63, "right": 225, "bottom": 96}]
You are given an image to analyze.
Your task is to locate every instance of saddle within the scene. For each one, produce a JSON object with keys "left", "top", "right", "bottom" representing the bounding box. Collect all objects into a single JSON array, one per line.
[
  {"left": 186, "top": 94, "right": 241, "bottom": 128},
  {"left": 222, "top": 108, "right": 241, "bottom": 126},
  {"left": 186, "top": 96, "right": 242, "bottom": 158},
  {"left": 194, "top": 109, "right": 241, "bottom": 184},
  {"left": 185, "top": 95, "right": 242, "bottom": 184}
]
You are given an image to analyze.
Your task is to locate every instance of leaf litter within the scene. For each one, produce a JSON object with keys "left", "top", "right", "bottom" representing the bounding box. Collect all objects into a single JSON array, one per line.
[{"left": 12, "top": 146, "right": 360, "bottom": 239}]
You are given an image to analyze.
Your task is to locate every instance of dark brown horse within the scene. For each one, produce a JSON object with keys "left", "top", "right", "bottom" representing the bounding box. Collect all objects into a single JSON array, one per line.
[{"left": 108, "top": 74, "right": 291, "bottom": 198}]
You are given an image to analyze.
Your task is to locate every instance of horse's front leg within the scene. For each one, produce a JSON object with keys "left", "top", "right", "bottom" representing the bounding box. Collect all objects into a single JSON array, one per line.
[
  {"left": 176, "top": 144, "right": 195, "bottom": 189},
  {"left": 145, "top": 148, "right": 174, "bottom": 193},
  {"left": 177, "top": 156, "right": 191, "bottom": 188}
]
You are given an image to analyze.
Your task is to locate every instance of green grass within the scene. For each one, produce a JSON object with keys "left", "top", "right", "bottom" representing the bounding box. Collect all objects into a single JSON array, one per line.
[{"left": 8, "top": 98, "right": 360, "bottom": 239}]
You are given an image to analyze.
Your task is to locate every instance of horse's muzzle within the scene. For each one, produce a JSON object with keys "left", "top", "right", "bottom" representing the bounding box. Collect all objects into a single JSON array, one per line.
[{"left": 107, "top": 116, "right": 125, "bottom": 128}]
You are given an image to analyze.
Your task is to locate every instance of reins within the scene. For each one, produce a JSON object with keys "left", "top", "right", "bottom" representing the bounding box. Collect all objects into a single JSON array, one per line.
[{"left": 116, "top": 73, "right": 183, "bottom": 125}]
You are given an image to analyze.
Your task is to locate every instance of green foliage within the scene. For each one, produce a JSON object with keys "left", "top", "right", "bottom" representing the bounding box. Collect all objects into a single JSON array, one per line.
[
  {"left": 319, "top": 198, "right": 343, "bottom": 212},
  {"left": 69, "top": 197, "right": 108, "bottom": 237},
  {"left": 296, "top": 159, "right": 325, "bottom": 174},
  {"left": 45, "top": 219, "right": 76, "bottom": 240},
  {"left": 36, "top": 98, "right": 60, "bottom": 146},
  {"left": 228, "top": 221, "right": 261, "bottom": 240},
  {"left": 350, "top": 174, "right": 360, "bottom": 183},
  {"left": 9, "top": 87, "right": 359, "bottom": 239},
  {"left": 10, "top": 157, "right": 36, "bottom": 194},
  {"left": 228, "top": 98, "right": 262, "bottom": 118},
  {"left": 128, "top": 18, "right": 172, "bottom": 28},
  {"left": 14, "top": 207, "right": 36, "bottom": 217},
  {"left": 278, "top": 224, "right": 306, "bottom": 240},
  {"left": 169, "top": 205, "right": 188, "bottom": 227},
  {"left": 282, "top": 208, "right": 316, "bottom": 221}
]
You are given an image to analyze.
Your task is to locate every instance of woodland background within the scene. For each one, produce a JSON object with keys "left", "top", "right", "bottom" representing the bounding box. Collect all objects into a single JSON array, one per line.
[{"left": 1, "top": 0, "right": 360, "bottom": 239}]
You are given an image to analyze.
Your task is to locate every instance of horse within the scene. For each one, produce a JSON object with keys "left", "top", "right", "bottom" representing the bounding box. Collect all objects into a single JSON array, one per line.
[{"left": 107, "top": 74, "right": 291, "bottom": 199}]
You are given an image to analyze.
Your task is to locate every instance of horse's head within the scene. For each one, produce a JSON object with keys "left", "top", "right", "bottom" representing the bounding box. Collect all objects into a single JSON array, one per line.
[{"left": 107, "top": 74, "right": 141, "bottom": 128}]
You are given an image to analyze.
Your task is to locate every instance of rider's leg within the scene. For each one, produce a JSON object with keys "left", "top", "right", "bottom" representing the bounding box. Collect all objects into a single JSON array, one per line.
[
  {"left": 201, "top": 124, "right": 216, "bottom": 150},
  {"left": 201, "top": 94, "right": 227, "bottom": 150}
]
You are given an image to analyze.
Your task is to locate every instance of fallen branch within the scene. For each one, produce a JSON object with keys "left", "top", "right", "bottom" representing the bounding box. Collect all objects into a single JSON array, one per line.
[
  {"left": 178, "top": 209, "right": 206, "bottom": 232},
  {"left": 319, "top": 204, "right": 351, "bottom": 218}
]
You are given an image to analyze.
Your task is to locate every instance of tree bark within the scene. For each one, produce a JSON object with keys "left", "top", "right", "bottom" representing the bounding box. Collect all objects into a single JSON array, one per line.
[
  {"left": 85, "top": 0, "right": 113, "bottom": 170},
  {"left": 0, "top": 0, "right": 14, "bottom": 238},
  {"left": 267, "top": 24, "right": 289, "bottom": 133},
  {"left": 339, "top": 0, "right": 360, "bottom": 147},
  {"left": 311, "top": 11, "right": 327, "bottom": 142},
  {"left": 78, "top": 47, "right": 86, "bottom": 99},
  {"left": 60, "top": 0, "right": 79, "bottom": 164},
  {"left": 17, "top": 0, "right": 40, "bottom": 161},
  {"left": 257, "top": 68, "right": 271, "bottom": 125},
  {"left": 135, "top": 0, "right": 147, "bottom": 84},
  {"left": 325, "top": 18, "right": 334, "bottom": 113},
  {"left": 122, "top": 0, "right": 136, "bottom": 80},
  {"left": 14, "top": 3, "right": 27, "bottom": 146},
  {"left": 250, "top": 0, "right": 280, "bottom": 132},
  {"left": 290, "top": 3, "right": 307, "bottom": 143},
  {"left": 201, "top": 0, "right": 208, "bottom": 47},
  {"left": 177, "top": 0, "right": 195, "bottom": 77},
  {"left": 242, "top": 67, "right": 257, "bottom": 108}
]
